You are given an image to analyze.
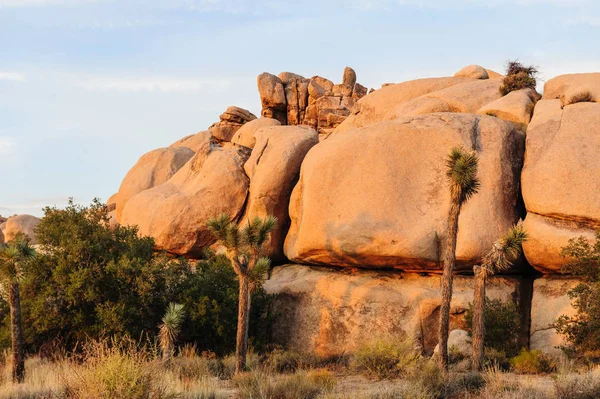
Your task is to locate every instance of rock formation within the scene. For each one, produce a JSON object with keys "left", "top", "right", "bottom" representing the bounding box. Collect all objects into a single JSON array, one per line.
[
  {"left": 111, "top": 65, "right": 600, "bottom": 356},
  {"left": 3, "top": 214, "right": 41, "bottom": 244}
]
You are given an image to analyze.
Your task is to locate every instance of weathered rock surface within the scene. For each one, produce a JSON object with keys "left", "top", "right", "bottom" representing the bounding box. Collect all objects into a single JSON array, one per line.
[
  {"left": 116, "top": 146, "right": 195, "bottom": 222},
  {"left": 433, "top": 329, "right": 472, "bottom": 358},
  {"left": 106, "top": 193, "right": 119, "bottom": 230},
  {"left": 209, "top": 106, "right": 257, "bottom": 142},
  {"left": 258, "top": 73, "right": 287, "bottom": 124},
  {"left": 521, "top": 98, "right": 600, "bottom": 273},
  {"left": 478, "top": 88, "right": 539, "bottom": 126},
  {"left": 3, "top": 214, "right": 41, "bottom": 244},
  {"left": 285, "top": 113, "right": 525, "bottom": 271},
  {"left": 170, "top": 130, "right": 212, "bottom": 153},
  {"left": 543, "top": 73, "right": 600, "bottom": 106},
  {"left": 334, "top": 77, "right": 475, "bottom": 133},
  {"left": 530, "top": 277, "right": 579, "bottom": 356},
  {"left": 242, "top": 126, "right": 318, "bottom": 261},
  {"left": 264, "top": 265, "right": 522, "bottom": 356},
  {"left": 384, "top": 78, "right": 503, "bottom": 120},
  {"left": 121, "top": 144, "right": 250, "bottom": 257},
  {"left": 231, "top": 118, "right": 281, "bottom": 149},
  {"left": 454, "top": 65, "right": 489, "bottom": 80}
]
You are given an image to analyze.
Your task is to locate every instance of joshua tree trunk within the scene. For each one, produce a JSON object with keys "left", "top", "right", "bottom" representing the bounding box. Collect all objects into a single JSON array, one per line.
[
  {"left": 9, "top": 281, "right": 25, "bottom": 383},
  {"left": 235, "top": 275, "right": 250, "bottom": 374},
  {"left": 438, "top": 190, "right": 461, "bottom": 371},
  {"left": 472, "top": 266, "right": 486, "bottom": 371}
]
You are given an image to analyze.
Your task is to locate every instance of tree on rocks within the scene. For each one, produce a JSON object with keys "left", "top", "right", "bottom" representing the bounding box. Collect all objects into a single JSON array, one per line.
[
  {"left": 0, "top": 233, "right": 36, "bottom": 383},
  {"left": 471, "top": 223, "right": 527, "bottom": 371},
  {"left": 207, "top": 214, "right": 277, "bottom": 374},
  {"left": 438, "top": 147, "right": 480, "bottom": 371}
]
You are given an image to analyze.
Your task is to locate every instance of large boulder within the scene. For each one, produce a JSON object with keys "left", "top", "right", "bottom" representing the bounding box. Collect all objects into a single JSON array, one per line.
[
  {"left": 106, "top": 193, "right": 119, "bottom": 230},
  {"left": 478, "top": 88, "right": 539, "bottom": 126},
  {"left": 231, "top": 118, "right": 281, "bottom": 149},
  {"left": 542, "top": 73, "right": 600, "bottom": 106},
  {"left": 209, "top": 107, "right": 257, "bottom": 142},
  {"left": 530, "top": 277, "right": 579, "bottom": 356},
  {"left": 258, "top": 73, "right": 287, "bottom": 124},
  {"left": 115, "top": 146, "right": 195, "bottom": 222},
  {"left": 383, "top": 78, "right": 503, "bottom": 120},
  {"left": 454, "top": 65, "right": 489, "bottom": 80},
  {"left": 264, "top": 265, "right": 523, "bottom": 356},
  {"left": 521, "top": 99, "right": 600, "bottom": 273},
  {"left": 169, "top": 130, "right": 212, "bottom": 153},
  {"left": 334, "top": 77, "right": 475, "bottom": 133},
  {"left": 433, "top": 329, "right": 472, "bottom": 358},
  {"left": 120, "top": 144, "right": 250, "bottom": 257},
  {"left": 242, "top": 126, "right": 318, "bottom": 261},
  {"left": 3, "top": 214, "right": 41, "bottom": 244},
  {"left": 284, "top": 113, "right": 525, "bottom": 271}
]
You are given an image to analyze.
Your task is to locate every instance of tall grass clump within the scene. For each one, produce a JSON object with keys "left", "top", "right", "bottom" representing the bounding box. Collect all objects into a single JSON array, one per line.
[
  {"left": 351, "top": 339, "right": 420, "bottom": 379},
  {"left": 555, "top": 367, "right": 600, "bottom": 399},
  {"left": 63, "top": 338, "right": 171, "bottom": 399},
  {"left": 233, "top": 369, "right": 336, "bottom": 399}
]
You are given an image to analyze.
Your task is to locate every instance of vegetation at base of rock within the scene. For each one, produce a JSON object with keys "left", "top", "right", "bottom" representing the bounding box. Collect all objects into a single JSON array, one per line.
[
  {"left": 0, "top": 200, "right": 271, "bottom": 357},
  {"left": 351, "top": 339, "right": 420, "bottom": 379},
  {"left": 499, "top": 60, "right": 538, "bottom": 96},
  {"left": 510, "top": 349, "right": 557, "bottom": 374},
  {"left": 554, "top": 231, "right": 600, "bottom": 360},
  {"left": 568, "top": 91, "right": 593, "bottom": 104},
  {"left": 465, "top": 298, "right": 522, "bottom": 358}
]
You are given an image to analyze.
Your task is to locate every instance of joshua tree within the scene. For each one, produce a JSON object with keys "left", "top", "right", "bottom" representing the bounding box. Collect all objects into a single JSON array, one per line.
[
  {"left": 0, "top": 234, "right": 36, "bottom": 383},
  {"left": 159, "top": 303, "right": 185, "bottom": 361},
  {"left": 207, "top": 214, "right": 277, "bottom": 374},
  {"left": 471, "top": 223, "right": 527, "bottom": 371},
  {"left": 438, "top": 147, "right": 480, "bottom": 371}
]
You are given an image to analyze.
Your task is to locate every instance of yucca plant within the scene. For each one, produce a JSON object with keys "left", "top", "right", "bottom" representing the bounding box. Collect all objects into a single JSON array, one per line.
[
  {"left": 158, "top": 302, "right": 185, "bottom": 361},
  {"left": 207, "top": 214, "right": 277, "bottom": 374},
  {"left": 0, "top": 233, "right": 36, "bottom": 383},
  {"left": 472, "top": 223, "right": 527, "bottom": 371},
  {"left": 439, "top": 147, "right": 480, "bottom": 371}
]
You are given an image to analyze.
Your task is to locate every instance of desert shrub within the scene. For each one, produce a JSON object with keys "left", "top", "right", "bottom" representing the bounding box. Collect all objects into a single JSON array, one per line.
[
  {"left": 510, "top": 348, "right": 557, "bottom": 374},
  {"left": 483, "top": 347, "right": 511, "bottom": 370},
  {"left": 263, "top": 348, "right": 303, "bottom": 373},
  {"left": 555, "top": 367, "right": 600, "bottom": 399},
  {"left": 499, "top": 60, "right": 538, "bottom": 96},
  {"left": 222, "top": 351, "right": 260, "bottom": 379},
  {"left": 233, "top": 369, "right": 335, "bottom": 399},
  {"left": 63, "top": 338, "right": 171, "bottom": 399},
  {"left": 351, "top": 339, "right": 420, "bottom": 379},
  {"left": 448, "top": 371, "right": 486, "bottom": 393},
  {"left": 554, "top": 231, "right": 600, "bottom": 361},
  {"left": 465, "top": 298, "right": 522, "bottom": 357},
  {"left": 0, "top": 200, "right": 271, "bottom": 355},
  {"left": 568, "top": 91, "right": 593, "bottom": 105}
]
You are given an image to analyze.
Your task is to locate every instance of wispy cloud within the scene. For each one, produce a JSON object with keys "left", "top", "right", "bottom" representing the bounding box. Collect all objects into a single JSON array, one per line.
[
  {"left": 0, "top": 71, "right": 26, "bottom": 82},
  {"left": 0, "top": 0, "right": 102, "bottom": 7},
  {"left": 0, "top": 136, "right": 17, "bottom": 154},
  {"left": 75, "top": 74, "right": 240, "bottom": 93}
]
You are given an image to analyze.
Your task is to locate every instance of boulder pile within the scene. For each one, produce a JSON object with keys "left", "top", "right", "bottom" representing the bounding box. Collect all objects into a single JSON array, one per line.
[{"left": 109, "top": 65, "right": 600, "bottom": 356}]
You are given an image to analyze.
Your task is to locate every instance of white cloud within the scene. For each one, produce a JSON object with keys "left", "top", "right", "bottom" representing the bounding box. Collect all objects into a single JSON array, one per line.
[
  {"left": 0, "top": 136, "right": 17, "bottom": 155},
  {"left": 0, "top": 71, "right": 26, "bottom": 82},
  {"left": 0, "top": 0, "right": 102, "bottom": 7},
  {"left": 75, "top": 75, "right": 240, "bottom": 93}
]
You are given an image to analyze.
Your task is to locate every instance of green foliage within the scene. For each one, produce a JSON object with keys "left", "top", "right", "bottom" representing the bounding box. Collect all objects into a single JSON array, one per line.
[
  {"left": 554, "top": 231, "right": 600, "bottom": 359},
  {"left": 466, "top": 298, "right": 521, "bottom": 357},
  {"left": 510, "top": 349, "right": 557, "bottom": 374},
  {"left": 351, "top": 339, "right": 420, "bottom": 379},
  {"left": 0, "top": 233, "right": 36, "bottom": 286},
  {"left": 446, "top": 147, "right": 480, "bottom": 203},
  {"left": 481, "top": 222, "right": 527, "bottom": 275},
  {"left": 499, "top": 60, "right": 538, "bottom": 96},
  {"left": 0, "top": 200, "right": 271, "bottom": 355},
  {"left": 159, "top": 303, "right": 185, "bottom": 359}
]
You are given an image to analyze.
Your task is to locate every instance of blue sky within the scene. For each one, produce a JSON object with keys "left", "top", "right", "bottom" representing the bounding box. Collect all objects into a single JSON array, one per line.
[{"left": 1, "top": 0, "right": 598, "bottom": 217}]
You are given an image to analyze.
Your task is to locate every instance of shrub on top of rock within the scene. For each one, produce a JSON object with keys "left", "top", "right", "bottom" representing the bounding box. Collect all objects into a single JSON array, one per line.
[{"left": 499, "top": 60, "right": 538, "bottom": 96}]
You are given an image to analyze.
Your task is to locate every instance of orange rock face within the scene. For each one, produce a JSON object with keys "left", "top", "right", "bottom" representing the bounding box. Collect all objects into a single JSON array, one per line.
[{"left": 285, "top": 113, "right": 525, "bottom": 272}]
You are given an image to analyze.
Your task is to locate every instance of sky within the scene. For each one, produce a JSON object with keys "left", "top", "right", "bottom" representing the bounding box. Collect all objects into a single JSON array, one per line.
[{"left": 1, "top": 0, "right": 598, "bottom": 217}]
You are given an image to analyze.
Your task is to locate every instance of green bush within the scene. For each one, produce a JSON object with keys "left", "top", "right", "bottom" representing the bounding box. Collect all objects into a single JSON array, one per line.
[
  {"left": 499, "top": 60, "right": 538, "bottom": 96},
  {"left": 351, "top": 339, "right": 420, "bottom": 379},
  {"left": 554, "top": 231, "right": 600, "bottom": 361},
  {"left": 0, "top": 199, "right": 271, "bottom": 356},
  {"left": 465, "top": 298, "right": 522, "bottom": 357},
  {"left": 510, "top": 349, "right": 557, "bottom": 374}
]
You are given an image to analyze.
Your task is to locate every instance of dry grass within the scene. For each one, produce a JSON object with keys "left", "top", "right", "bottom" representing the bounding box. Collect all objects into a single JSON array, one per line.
[{"left": 567, "top": 91, "right": 594, "bottom": 105}]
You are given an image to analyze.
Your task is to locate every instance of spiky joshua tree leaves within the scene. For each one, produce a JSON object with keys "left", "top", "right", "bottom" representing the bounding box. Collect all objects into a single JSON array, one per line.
[
  {"left": 438, "top": 148, "right": 480, "bottom": 371},
  {"left": 471, "top": 223, "right": 527, "bottom": 371},
  {"left": 159, "top": 303, "right": 185, "bottom": 361},
  {"left": 0, "top": 233, "right": 36, "bottom": 383},
  {"left": 207, "top": 214, "right": 277, "bottom": 374}
]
